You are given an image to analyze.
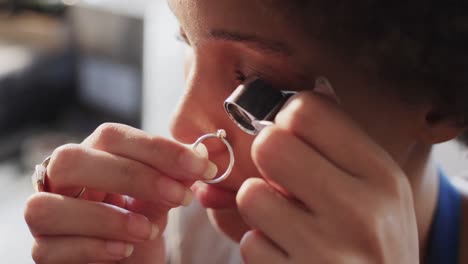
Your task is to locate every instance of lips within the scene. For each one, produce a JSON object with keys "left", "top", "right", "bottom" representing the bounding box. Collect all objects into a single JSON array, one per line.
[{"left": 192, "top": 181, "right": 238, "bottom": 209}]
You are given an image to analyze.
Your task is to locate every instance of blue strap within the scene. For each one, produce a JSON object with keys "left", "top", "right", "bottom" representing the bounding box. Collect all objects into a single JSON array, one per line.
[{"left": 426, "top": 170, "right": 461, "bottom": 264}]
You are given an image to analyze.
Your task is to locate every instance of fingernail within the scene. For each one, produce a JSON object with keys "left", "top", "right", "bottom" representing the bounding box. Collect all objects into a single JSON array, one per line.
[
  {"left": 157, "top": 177, "right": 193, "bottom": 206},
  {"left": 314, "top": 76, "right": 340, "bottom": 104},
  {"left": 127, "top": 213, "right": 157, "bottom": 240},
  {"left": 181, "top": 189, "right": 193, "bottom": 207},
  {"left": 179, "top": 148, "right": 209, "bottom": 177},
  {"left": 106, "top": 241, "right": 134, "bottom": 258},
  {"left": 150, "top": 224, "right": 159, "bottom": 240},
  {"left": 203, "top": 162, "right": 218, "bottom": 180},
  {"left": 193, "top": 143, "right": 208, "bottom": 158},
  {"left": 252, "top": 120, "right": 274, "bottom": 132}
]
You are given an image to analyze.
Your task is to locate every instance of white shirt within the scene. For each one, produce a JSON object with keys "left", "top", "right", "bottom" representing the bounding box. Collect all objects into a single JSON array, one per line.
[{"left": 166, "top": 200, "right": 243, "bottom": 264}]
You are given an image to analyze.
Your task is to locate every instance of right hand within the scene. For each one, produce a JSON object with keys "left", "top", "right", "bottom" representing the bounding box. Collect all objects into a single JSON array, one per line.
[{"left": 24, "top": 123, "right": 218, "bottom": 264}]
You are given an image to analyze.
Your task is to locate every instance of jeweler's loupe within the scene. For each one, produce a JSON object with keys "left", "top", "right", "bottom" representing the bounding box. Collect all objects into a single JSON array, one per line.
[{"left": 224, "top": 78, "right": 296, "bottom": 135}]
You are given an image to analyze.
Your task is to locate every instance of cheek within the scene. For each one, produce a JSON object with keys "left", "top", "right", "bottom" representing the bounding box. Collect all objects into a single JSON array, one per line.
[
  {"left": 337, "top": 88, "right": 421, "bottom": 164},
  {"left": 231, "top": 136, "right": 262, "bottom": 183}
]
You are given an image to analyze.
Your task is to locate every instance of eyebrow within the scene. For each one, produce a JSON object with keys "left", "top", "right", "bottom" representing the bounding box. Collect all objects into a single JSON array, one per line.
[{"left": 208, "top": 29, "right": 293, "bottom": 57}]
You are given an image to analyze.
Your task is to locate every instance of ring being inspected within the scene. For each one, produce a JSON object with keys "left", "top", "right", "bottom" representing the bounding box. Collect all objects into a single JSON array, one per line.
[
  {"left": 32, "top": 156, "right": 87, "bottom": 199},
  {"left": 192, "top": 129, "right": 235, "bottom": 184}
]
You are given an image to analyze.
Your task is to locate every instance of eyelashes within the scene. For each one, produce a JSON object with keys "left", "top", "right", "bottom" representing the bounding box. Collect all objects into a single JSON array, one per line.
[
  {"left": 175, "top": 28, "right": 261, "bottom": 85},
  {"left": 235, "top": 70, "right": 247, "bottom": 83},
  {"left": 175, "top": 29, "right": 190, "bottom": 46}
]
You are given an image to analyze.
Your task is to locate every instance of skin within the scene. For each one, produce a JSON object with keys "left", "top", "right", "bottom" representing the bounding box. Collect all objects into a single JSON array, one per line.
[{"left": 23, "top": 0, "right": 468, "bottom": 263}]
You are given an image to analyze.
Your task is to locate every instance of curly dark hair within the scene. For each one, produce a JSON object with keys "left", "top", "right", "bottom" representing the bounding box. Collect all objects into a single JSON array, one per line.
[{"left": 268, "top": 0, "right": 468, "bottom": 145}]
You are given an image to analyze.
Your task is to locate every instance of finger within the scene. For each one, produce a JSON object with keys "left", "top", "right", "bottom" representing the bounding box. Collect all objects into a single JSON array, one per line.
[
  {"left": 47, "top": 144, "right": 193, "bottom": 206},
  {"left": 240, "top": 230, "right": 287, "bottom": 264},
  {"left": 102, "top": 193, "right": 127, "bottom": 208},
  {"left": 252, "top": 126, "right": 360, "bottom": 211},
  {"left": 82, "top": 123, "right": 217, "bottom": 181},
  {"left": 275, "top": 92, "right": 400, "bottom": 184},
  {"left": 237, "top": 178, "right": 315, "bottom": 254},
  {"left": 25, "top": 193, "right": 159, "bottom": 242},
  {"left": 32, "top": 236, "right": 133, "bottom": 264}
]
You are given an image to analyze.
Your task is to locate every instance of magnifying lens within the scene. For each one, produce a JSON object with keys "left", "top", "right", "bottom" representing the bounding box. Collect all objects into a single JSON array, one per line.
[
  {"left": 224, "top": 78, "right": 296, "bottom": 135},
  {"left": 196, "top": 79, "right": 294, "bottom": 184}
]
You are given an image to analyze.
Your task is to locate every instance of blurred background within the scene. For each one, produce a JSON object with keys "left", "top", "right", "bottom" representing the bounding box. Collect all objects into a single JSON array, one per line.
[
  {"left": 0, "top": 0, "right": 466, "bottom": 263},
  {"left": 0, "top": 0, "right": 185, "bottom": 262}
]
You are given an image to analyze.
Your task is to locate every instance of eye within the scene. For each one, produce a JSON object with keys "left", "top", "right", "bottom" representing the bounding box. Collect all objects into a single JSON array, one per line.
[
  {"left": 235, "top": 70, "right": 247, "bottom": 83},
  {"left": 235, "top": 70, "right": 267, "bottom": 85},
  {"left": 175, "top": 28, "right": 191, "bottom": 46}
]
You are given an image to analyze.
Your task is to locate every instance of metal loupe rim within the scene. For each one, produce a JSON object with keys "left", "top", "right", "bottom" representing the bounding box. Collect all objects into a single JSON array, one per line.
[{"left": 224, "top": 101, "right": 259, "bottom": 135}]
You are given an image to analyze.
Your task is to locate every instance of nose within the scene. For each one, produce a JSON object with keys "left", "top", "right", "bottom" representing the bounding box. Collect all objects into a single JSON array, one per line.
[
  {"left": 169, "top": 57, "right": 229, "bottom": 145},
  {"left": 169, "top": 85, "right": 216, "bottom": 144}
]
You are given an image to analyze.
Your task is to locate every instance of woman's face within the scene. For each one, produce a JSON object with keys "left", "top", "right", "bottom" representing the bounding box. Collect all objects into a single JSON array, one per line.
[{"left": 168, "top": 0, "right": 426, "bottom": 242}]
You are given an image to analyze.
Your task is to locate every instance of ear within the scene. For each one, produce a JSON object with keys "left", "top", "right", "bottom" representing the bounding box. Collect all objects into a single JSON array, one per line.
[{"left": 419, "top": 109, "right": 465, "bottom": 144}]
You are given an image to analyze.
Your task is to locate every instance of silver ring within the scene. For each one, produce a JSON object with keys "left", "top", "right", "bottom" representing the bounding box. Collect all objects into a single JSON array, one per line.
[
  {"left": 75, "top": 187, "right": 87, "bottom": 198},
  {"left": 32, "top": 156, "right": 50, "bottom": 193},
  {"left": 192, "top": 129, "right": 235, "bottom": 184},
  {"left": 32, "top": 156, "right": 87, "bottom": 199}
]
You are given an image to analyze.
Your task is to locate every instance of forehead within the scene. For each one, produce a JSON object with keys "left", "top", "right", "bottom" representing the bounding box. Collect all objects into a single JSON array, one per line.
[
  {"left": 168, "top": 0, "right": 293, "bottom": 37},
  {"left": 167, "top": 0, "right": 331, "bottom": 85}
]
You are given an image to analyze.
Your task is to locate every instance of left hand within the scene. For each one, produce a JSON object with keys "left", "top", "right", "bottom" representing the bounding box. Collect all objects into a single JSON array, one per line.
[{"left": 237, "top": 92, "right": 419, "bottom": 263}]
